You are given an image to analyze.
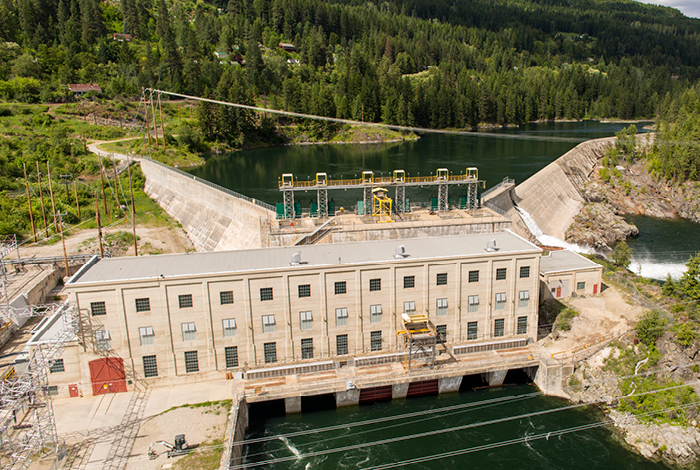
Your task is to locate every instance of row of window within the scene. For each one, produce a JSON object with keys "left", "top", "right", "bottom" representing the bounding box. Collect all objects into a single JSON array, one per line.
[{"left": 89, "top": 266, "right": 532, "bottom": 316}]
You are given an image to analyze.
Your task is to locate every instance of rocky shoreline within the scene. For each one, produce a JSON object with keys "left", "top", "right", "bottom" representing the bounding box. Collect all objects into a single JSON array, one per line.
[{"left": 566, "top": 157, "right": 700, "bottom": 250}]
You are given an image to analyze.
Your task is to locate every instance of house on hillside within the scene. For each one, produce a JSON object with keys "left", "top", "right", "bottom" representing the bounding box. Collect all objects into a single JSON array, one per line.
[
  {"left": 278, "top": 42, "right": 295, "bottom": 52},
  {"left": 112, "top": 33, "right": 132, "bottom": 42},
  {"left": 67, "top": 84, "right": 102, "bottom": 97}
]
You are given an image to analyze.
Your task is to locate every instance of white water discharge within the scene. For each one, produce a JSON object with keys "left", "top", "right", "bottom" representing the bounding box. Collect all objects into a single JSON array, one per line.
[
  {"left": 515, "top": 207, "right": 595, "bottom": 254},
  {"left": 630, "top": 259, "right": 687, "bottom": 281},
  {"left": 280, "top": 436, "right": 302, "bottom": 458}
]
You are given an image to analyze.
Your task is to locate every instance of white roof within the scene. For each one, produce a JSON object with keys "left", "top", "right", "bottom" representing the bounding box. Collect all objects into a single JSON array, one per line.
[
  {"left": 68, "top": 231, "right": 540, "bottom": 285},
  {"left": 539, "top": 250, "right": 602, "bottom": 274}
]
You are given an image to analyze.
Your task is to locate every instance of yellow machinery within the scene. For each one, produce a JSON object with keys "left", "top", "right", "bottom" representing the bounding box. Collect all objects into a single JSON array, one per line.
[
  {"left": 371, "top": 187, "right": 393, "bottom": 223},
  {"left": 397, "top": 313, "right": 438, "bottom": 371}
]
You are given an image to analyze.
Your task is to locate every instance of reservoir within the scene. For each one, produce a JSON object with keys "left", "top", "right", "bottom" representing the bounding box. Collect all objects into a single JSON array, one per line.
[{"left": 189, "top": 120, "right": 700, "bottom": 279}]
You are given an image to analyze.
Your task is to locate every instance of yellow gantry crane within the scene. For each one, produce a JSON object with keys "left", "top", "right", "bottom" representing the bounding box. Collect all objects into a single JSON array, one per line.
[{"left": 277, "top": 168, "right": 481, "bottom": 219}]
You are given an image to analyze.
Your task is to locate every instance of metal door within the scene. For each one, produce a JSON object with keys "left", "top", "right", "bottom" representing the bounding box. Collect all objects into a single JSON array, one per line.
[
  {"left": 89, "top": 358, "right": 127, "bottom": 395},
  {"left": 556, "top": 286, "right": 561, "bottom": 298}
]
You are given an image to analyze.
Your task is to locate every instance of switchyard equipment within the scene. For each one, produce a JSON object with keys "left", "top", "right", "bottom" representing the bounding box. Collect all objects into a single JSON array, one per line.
[
  {"left": 0, "top": 302, "right": 78, "bottom": 470},
  {"left": 277, "top": 167, "right": 481, "bottom": 219},
  {"left": 397, "top": 313, "right": 440, "bottom": 372}
]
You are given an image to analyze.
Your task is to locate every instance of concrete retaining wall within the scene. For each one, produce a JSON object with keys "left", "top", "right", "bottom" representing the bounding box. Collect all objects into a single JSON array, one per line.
[
  {"left": 140, "top": 159, "right": 275, "bottom": 252},
  {"left": 513, "top": 137, "right": 614, "bottom": 240}
]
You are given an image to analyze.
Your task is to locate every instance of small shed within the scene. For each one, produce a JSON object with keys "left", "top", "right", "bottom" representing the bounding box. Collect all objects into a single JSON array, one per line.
[
  {"left": 539, "top": 249, "right": 603, "bottom": 300},
  {"left": 112, "top": 33, "right": 132, "bottom": 42},
  {"left": 67, "top": 84, "right": 102, "bottom": 96},
  {"left": 278, "top": 42, "right": 295, "bottom": 52}
]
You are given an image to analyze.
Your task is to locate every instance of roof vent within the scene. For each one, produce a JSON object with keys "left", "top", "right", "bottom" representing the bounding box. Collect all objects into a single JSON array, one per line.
[
  {"left": 394, "top": 245, "right": 409, "bottom": 259},
  {"left": 485, "top": 239, "right": 499, "bottom": 252},
  {"left": 291, "top": 251, "right": 307, "bottom": 266}
]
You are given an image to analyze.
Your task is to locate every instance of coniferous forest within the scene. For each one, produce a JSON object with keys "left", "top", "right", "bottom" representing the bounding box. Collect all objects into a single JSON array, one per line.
[{"left": 0, "top": 0, "right": 698, "bottom": 203}]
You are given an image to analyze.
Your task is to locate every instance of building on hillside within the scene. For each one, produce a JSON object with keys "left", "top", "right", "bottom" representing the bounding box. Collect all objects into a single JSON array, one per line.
[
  {"left": 38, "top": 231, "right": 545, "bottom": 397},
  {"left": 539, "top": 249, "right": 603, "bottom": 300},
  {"left": 67, "top": 84, "right": 102, "bottom": 96},
  {"left": 112, "top": 33, "right": 132, "bottom": 42},
  {"left": 278, "top": 42, "right": 295, "bottom": 52}
]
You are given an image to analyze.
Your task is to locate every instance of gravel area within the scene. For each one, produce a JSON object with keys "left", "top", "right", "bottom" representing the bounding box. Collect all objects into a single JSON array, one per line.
[{"left": 126, "top": 402, "right": 230, "bottom": 470}]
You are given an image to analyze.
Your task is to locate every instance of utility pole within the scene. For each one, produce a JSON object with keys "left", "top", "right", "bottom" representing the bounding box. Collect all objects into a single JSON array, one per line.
[
  {"left": 60, "top": 174, "right": 72, "bottom": 204},
  {"left": 47, "top": 163, "right": 58, "bottom": 234},
  {"left": 144, "top": 93, "right": 152, "bottom": 146},
  {"left": 126, "top": 154, "right": 138, "bottom": 256},
  {"left": 36, "top": 162, "right": 48, "bottom": 237},
  {"left": 98, "top": 155, "right": 107, "bottom": 214},
  {"left": 23, "top": 163, "right": 37, "bottom": 242},
  {"left": 73, "top": 179, "right": 81, "bottom": 219},
  {"left": 47, "top": 164, "right": 69, "bottom": 277},
  {"left": 150, "top": 93, "right": 158, "bottom": 148},
  {"left": 111, "top": 155, "right": 121, "bottom": 209},
  {"left": 158, "top": 93, "right": 166, "bottom": 150},
  {"left": 94, "top": 193, "right": 104, "bottom": 258}
]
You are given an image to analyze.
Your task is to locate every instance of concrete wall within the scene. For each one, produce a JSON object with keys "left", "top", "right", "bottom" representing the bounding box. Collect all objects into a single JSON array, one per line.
[
  {"left": 513, "top": 137, "right": 615, "bottom": 240},
  {"left": 140, "top": 159, "right": 275, "bottom": 252}
]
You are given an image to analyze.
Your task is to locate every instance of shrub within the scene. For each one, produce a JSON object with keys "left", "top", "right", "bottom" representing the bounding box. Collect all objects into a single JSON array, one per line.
[
  {"left": 635, "top": 310, "right": 667, "bottom": 347},
  {"left": 674, "top": 323, "right": 697, "bottom": 347}
]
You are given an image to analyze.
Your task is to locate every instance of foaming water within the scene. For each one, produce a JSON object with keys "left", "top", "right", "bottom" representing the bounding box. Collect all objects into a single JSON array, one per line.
[
  {"left": 515, "top": 207, "right": 594, "bottom": 254},
  {"left": 280, "top": 436, "right": 302, "bottom": 458},
  {"left": 630, "top": 260, "right": 687, "bottom": 281}
]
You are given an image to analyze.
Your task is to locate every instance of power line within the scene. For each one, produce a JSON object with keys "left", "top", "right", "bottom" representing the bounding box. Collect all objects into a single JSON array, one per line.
[
  {"left": 232, "top": 381, "right": 699, "bottom": 469},
  {"left": 145, "top": 89, "right": 589, "bottom": 144}
]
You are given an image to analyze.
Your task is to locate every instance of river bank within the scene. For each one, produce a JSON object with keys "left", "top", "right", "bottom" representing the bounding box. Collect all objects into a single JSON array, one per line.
[{"left": 565, "top": 142, "right": 700, "bottom": 251}]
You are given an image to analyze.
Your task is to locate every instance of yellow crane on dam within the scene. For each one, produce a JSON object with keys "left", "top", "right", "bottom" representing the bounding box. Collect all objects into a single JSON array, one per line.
[{"left": 277, "top": 167, "right": 482, "bottom": 219}]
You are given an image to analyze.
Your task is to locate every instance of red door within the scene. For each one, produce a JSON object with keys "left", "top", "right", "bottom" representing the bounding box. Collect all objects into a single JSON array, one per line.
[
  {"left": 89, "top": 358, "right": 127, "bottom": 396},
  {"left": 556, "top": 286, "right": 561, "bottom": 298},
  {"left": 69, "top": 384, "right": 79, "bottom": 398},
  {"left": 593, "top": 283, "right": 598, "bottom": 294}
]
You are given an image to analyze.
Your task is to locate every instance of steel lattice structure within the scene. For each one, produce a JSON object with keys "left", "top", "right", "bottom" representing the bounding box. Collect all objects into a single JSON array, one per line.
[{"left": 0, "top": 302, "right": 78, "bottom": 470}]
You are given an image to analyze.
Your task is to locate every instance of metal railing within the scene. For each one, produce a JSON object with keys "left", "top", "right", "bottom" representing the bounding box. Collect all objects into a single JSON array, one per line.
[
  {"left": 481, "top": 177, "right": 515, "bottom": 199},
  {"left": 139, "top": 156, "right": 276, "bottom": 212}
]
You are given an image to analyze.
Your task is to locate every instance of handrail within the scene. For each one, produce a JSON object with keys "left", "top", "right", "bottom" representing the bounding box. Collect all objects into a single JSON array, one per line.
[
  {"left": 139, "top": 156, "right": 276, "bottom": 212},
  {"left": 481, "top": 177, "right": 515, "bottom": 199}
]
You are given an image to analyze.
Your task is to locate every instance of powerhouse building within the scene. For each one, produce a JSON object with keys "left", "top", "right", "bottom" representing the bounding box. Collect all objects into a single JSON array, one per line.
[{"left": 43, "top": 231, "right": 551, "bottom": 396}]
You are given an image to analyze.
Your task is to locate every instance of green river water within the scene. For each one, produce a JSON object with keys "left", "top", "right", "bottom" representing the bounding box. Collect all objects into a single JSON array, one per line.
[{"left": 188, "top": 122, "right": 700, "bottom": 468}]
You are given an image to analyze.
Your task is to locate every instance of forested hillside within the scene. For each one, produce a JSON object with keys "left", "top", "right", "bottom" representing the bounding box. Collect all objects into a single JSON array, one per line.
[{"left": 2, "top": 0, "right": 700, "bottom": 130}]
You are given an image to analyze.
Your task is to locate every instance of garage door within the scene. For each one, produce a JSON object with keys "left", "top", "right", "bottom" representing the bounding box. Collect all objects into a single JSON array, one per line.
[{"left": 89, "top": 358, "right": 127, "bottom": 396}]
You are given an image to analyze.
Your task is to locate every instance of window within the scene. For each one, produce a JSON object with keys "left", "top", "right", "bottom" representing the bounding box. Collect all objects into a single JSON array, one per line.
[
  {"left": 90, "top": 301, "right": 106, "bottom": 316},
  {"left": 300, "top": 311, "right": 313, "bottom": 330},
  {"left": 135, "top": 298, "right": 150, "bottom": 312},
  {"left": 260, "top": 287, "right": 273, "bottom": 301},
  {"left": 369, "top": 278, "right": 381, "bottom": 291},
  {"left": 223, "top": 319, "right": 237, "bottom": 337},
  {"left": 336, "top": 307, "right": 348, "bottom": 327},
  {"left": 467, "top": 321, "right": 478, "bottom": 340},
  {"left": 404, "top": 301, "right": 416, "bottom": 314},
  {"left": 577, "top": 281, "right": 586, "bottom": 290},
  {"left": 184, "top": 351, "right": 199, "bottom": 373},
  {"left": 495, "top": 292, "right": 506, "bottom": 310},
  {"left": 370, "top": 304, "right": 382, "bottom": 323},
  {"left": 437, "top": 273, "right": 448, "bottom": 286},
  {"left": 334, "top": 281, "right": 347, "bottom": 295},
  {"left": 48, "top": 386, "right": 59, "bottom": 396},
  {"left": 220, "top": 291, "right": 234, "bottom": 305},
  {"left": 49, "top": 359, "right": 64, "bottom": 373},
  {"left": 95, "top": 330, "right": 111, "bottom": 350},
  {"left": 225, "top": 346, "right": 239, "bottom": 368},
  {"left": 517, "top": 316, "right": 528, "bottom": 335},
  {"left": 336, "top": 334, "right": 348, "bottom": 355},
  {"left": 436, "top": 325, "right": 447, "bottom": 343},
  {"left": 436, "top": 298, "right": 448, "bottom": 316},
  {"left": 468, "top": 270, "right": 479, "bottom": 283},
  {"left": 494, "top": 319, "right": 505, "bottom": 337},
  {"left": 520, "top": 266, "right": 530, "bottom": 278},
  {"left": 143, "top": 355, "right": 158, "bottom": 377},
  {"left": 262, "top": 315, "right": 276, "bottom": 333},
  {"left": 519, "top": 290, "right": 530, "bottom": 308},
  {"left": 301, "top": 338, "right": 314, "bottom": 359},
  {"left": 139, "top": 326, "right": 155, "bottom": 346},
  {"left": 178, "top": 294, "right": 193, "bottom": 309},
  {"left": 181, "top": 322, "right": 196, "bottom": 341},
  {"left": 496, "top": 268, "right": 507, "bottom": 281},
  {"left": 403, "top": 276, "right": 415, "bottom": 289},
  {"left": 468, "top": 295, "right": 479, "bottom": 313},
  {"left": 370, "top": 331, "right": 382, "bottom": 351},
  {"left": 264, "top": 342, "right": 277, "bottom": 363},
  {"left": 298, "top": 284, "right": 311, "bottom": 298}
]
